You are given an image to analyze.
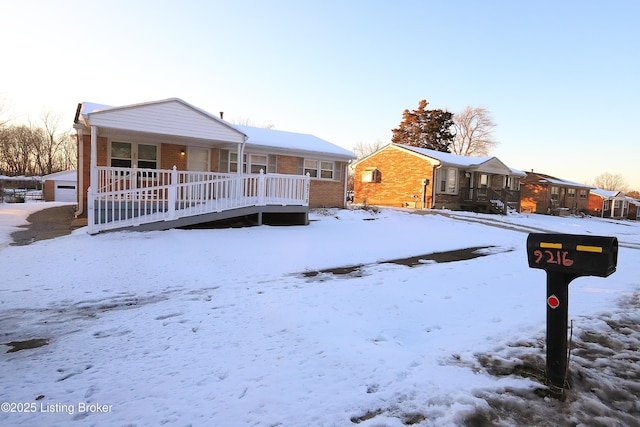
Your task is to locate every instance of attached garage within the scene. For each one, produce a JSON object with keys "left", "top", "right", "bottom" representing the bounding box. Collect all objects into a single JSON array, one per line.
[{"left": 43, "top": 170, "right": 77, "bottom": 202}]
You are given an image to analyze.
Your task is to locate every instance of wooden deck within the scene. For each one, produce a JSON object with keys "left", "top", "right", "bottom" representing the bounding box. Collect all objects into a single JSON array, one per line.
[{"left": 88, "top": 166, "right": 310, "bottom": 234}]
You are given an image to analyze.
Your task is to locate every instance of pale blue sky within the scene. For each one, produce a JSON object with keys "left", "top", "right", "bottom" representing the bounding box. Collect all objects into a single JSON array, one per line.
[{"left": 1, "top": 0, "right": 638, "bottom": 189}]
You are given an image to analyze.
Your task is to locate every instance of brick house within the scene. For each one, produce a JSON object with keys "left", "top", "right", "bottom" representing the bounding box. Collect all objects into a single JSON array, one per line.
[
  {"left": 353, "top": 143, "right": 525, "bottom": 213},
  {"left": 588, "top": 189, "right": 629, "bottom": 219},
  {"left": 626, "top": 197, "right": 639, "bottom": 220},
  {"left": 520, "top": 171, "right": 593, "bottom": 215},
  {"left": 73, "top": 98, "right": 354, "bottom": 233}
]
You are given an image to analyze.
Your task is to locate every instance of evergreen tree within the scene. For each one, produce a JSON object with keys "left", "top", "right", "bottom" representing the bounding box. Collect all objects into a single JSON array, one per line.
[{"left": 391, "top": 99, "right": 454, "bottom": 152}]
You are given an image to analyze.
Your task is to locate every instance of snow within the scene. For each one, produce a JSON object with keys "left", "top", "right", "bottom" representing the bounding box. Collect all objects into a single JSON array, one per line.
[
  {"left": 236, "top": 125, "right": 354, "bottom": 160},
  {"left": 79, "top": 99, "right": 354, "bottom": 160},
  {"left": 1, "top": 203, "right": 639, "bottom": 426}
]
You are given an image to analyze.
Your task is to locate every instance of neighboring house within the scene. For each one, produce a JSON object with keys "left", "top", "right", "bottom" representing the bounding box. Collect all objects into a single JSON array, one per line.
[
  {"left": 626, "top": 197, "right": 639, "bottom": 220},
  {"left": 352, "top": 143, "right": 525, "bottom": 213},
  {"left": 520, "top": 172, "right": 593, "bottom": 215},
  {"left": 43, "top": 170, "right": 77, "bottom": 202},
  {"left": 588, "top": 189, "right": 629, "bottom": 219},
  {"left": 73, "top": 98, "right": 354, "bottom": 233}
]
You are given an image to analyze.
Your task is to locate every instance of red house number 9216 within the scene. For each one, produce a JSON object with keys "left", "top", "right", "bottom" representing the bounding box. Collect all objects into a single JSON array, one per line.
[{"left": 533, "top": 249, "right": 574, "bottom": 267}]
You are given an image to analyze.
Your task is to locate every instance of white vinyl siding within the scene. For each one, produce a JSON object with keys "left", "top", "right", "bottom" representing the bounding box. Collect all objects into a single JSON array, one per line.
[{"left": 89, "top": 100, "right": 245, "bottom": 143}]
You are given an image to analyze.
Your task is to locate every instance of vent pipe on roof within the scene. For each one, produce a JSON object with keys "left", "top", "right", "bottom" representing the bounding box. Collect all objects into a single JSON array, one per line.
[{"left": 220, "top": 112, "right": 224, "bottom": 120}]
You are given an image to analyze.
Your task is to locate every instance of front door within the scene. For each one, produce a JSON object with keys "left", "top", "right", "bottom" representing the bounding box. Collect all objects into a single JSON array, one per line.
[{"left": 187, "top": 147, "right": 210, "bottom": 172}]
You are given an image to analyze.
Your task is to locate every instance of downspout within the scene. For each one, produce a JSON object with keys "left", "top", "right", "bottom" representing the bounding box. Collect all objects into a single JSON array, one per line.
[
  {"left": 432, "top": 164, "right": 441, "bottom": 209},
  {"left": 343, "top": 161, "right": 349, "bottom": 207},
  {"left": 74, "top": 127, "right": 84, "bottom": 217}
]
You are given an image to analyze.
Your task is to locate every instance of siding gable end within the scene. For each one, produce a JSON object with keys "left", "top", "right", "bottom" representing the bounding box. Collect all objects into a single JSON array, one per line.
[{"left": 87, "top": 99, "right": 246, "bottom": 144}]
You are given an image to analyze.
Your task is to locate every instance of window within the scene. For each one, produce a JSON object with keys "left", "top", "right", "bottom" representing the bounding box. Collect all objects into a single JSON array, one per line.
[
  {"left": 550, "top": 186, "right": 560, "bottom": 201},
  {"left": 230, "top": 152, "right": 247, "bottom": 173},
  {"left": 320, "top": 161, "right": 334, "bottom": 179},
  {"left": 438, "top": 168, "right": 458, "bottom": 194},
  {"left": 111, "top": 142, "right": 132, "bottom": 168},
  {"left": 479, "top": 174, "right": 488, "bottom": 187},
  {"left": 361, "top": 167, "right": 381, "bottom": 183},
  {"left": 579, "top": 189, "right": 588, "bottom": 199},
  {"left": 137, "top": 144, "right": 157, "bottom": 169},
  {"left": 110, "top": 141, "right": 157, "bottom": 169},
  {"left": 304, "top": 159, "right": 318, "bottom": 177},
  {"left": 267, "top": 155, "right": 277, "bottom": 173},
  {"left": 567, "top": 188, "right": 576, "bottom": 198},
  {"left": 250, "top": 154, "right": 267, "bottom": 174}
]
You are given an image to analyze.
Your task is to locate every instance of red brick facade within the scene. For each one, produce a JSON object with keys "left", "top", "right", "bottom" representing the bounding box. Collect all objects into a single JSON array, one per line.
[
  {"left": 76, "top": 134, "right": 347, "bottom": 215},
  {"left": 520, "top": 172, "right": 591, "bottom": 214},
  {"left": 353, "top": 145, "right": 435, "bottom": 208}
]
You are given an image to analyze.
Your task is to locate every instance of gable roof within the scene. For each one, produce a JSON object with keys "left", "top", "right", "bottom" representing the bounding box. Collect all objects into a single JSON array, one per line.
[
  {"left": 386, "top": 144, "right": 525, "bottom": 176},
  {"left": 75, "top": 99, "right": 354, "bottom": 160},
  {"left": 43, "top": 170, "right": 76, "bottom": 181},
  {"left": 524, "top": 172, "right": 594, "bottom": 189},
  {"left": 77, "top": 98, "right": 247, "bottom": 144},
  {"left": 590, "top": 188, "right": 626, "bottom": 199}
]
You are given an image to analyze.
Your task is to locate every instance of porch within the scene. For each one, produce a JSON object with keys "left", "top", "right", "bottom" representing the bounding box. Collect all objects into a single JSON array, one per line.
[
  {"left": 88, "top": 166, "right": 310, "bottom": 234},
  {"left": 460, "top": 187, "right": 521, "bottom": 214}
]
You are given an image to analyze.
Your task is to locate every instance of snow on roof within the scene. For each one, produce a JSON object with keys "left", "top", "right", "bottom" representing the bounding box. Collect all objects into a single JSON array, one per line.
[
  {"left": 528, "top": 172, "right": 594, "bottom": 189},
  {"left": 235, "top": 125, "right": 354, "bottom": 160},
  {"left": 80, "top": 102, "right": 113, "bottom": 116},
  {"left": 394, "top": 144, "right": 525, "bottom": 176},
  {"left": 0, "top": 175, "right": 42, "bottom": 181},
  {"left": 78, "top": 100, "right": 354, "bottom": 160},
  {"left": 43, "top": 170, "right": 77, "bottom": 181},
  {"left": 396, "top": 144, "right": 493, "bottom": 166},
  {"left": 590, "top": 188, "right": 624, "bottom": 198}
]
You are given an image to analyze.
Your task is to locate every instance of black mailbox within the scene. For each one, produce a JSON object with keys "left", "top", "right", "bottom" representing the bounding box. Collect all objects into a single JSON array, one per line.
[{"left": 527, "top": 233, "right": 618, "bottom": 278}]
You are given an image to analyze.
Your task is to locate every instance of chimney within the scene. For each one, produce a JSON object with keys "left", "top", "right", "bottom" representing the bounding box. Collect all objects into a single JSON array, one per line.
[{"left": 220, "top": 112, "right": 224, "bottom": 120}]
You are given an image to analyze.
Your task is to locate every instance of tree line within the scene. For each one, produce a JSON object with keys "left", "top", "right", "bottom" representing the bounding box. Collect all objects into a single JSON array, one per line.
[{"left": 0, "top": 102, "right": 75, "bottom": 177}]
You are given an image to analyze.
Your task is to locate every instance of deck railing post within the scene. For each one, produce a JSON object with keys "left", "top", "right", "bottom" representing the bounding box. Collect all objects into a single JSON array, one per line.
[
  {"left": 258, "top": 169, "right": 266, "bottom": 205},
  {"left": 304, "top": 172, "right": 311, "bottom": 205},
  {"left": 87, "top": 186, "right": 96, "bottom": 234},
  {"left": 168, "top": 166, "right": 178, "bottom": 220}
]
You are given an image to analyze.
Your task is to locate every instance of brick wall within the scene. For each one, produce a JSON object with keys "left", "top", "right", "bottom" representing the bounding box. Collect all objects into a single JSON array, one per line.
[
  {"left": 521, "top": 183, "right": 549, "bottom": 213},
  {"left": 275, "top": 155, "right": 346, "bottom": 207},
  {"left": 353, "top": 146, "right": 434, "bottom": 208},
  {"left": 77, "top": 136, "right": 348, "bottom": 214},
  {"left": 160, "top": 144, "right": 187, "bottom": 170},
  {"left": 43, "top": 180, "right": 55, "bottom": 202},
  {"left": 277, "top": 155, "right": 299, "bottom": 174}
]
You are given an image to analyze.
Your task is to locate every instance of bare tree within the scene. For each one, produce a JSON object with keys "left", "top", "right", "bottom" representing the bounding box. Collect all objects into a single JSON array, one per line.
[
  {"left": 352, "top": 140, "right": 384, "bottom": 160},
  {"left": 57, "top": 131, "right": 77, "bottom": 171},
  {"left": 450, "top": 106, "right": 498, "bottom": 156},
  {"left": 0, "top": 125, "right": 40, "bottom": 175},
  {"left": 593, "top": 172, "right": 628, "bottom": 192},
  {"left": 30, "top": 111, "right": 61, "bottom": 175},
  {"left": 232, "top": 117, "right": 274, "bottom": 129},
  {"left": 0, "top": 95, "right": 12, "bottom": 128}
]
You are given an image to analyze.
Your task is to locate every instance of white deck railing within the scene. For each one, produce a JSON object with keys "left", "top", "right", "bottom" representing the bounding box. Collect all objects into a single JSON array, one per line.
[{"left": 88, "top": 166, "right": 310, "bottom": 234}]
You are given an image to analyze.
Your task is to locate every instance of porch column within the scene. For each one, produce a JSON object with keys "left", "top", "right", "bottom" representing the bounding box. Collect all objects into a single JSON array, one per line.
[
  {"left": 237, "top": 142, "right": 245, "bottom": 175},
  {"left": 87, "top": 125, "right": 98, "bottom": 234},
  {"left": 90, "top": 125, "right": 98, "bottom": 193},
  {"left": 610, "top": 199, "right": 614, "bottom": 218}
]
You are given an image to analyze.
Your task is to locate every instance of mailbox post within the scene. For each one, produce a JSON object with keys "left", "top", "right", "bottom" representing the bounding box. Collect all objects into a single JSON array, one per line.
[{"left": 526, "top": 233, "right": 618, "bottom": 389}]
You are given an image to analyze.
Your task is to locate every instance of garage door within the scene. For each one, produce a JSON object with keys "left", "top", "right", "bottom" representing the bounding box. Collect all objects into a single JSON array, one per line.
[{"left": 54, "top": 180, "right": 76, "bottom": 202}]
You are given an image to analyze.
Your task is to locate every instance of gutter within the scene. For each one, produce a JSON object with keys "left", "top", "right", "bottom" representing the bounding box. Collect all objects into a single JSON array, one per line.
[{"left": 73, "top": 123, "right": 84, "bottom": 218}]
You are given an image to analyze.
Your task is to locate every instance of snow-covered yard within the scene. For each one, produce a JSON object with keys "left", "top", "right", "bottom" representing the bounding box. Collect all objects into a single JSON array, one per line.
[{"left": 1, "top": 203, "right": 639, "bottom": 426}]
